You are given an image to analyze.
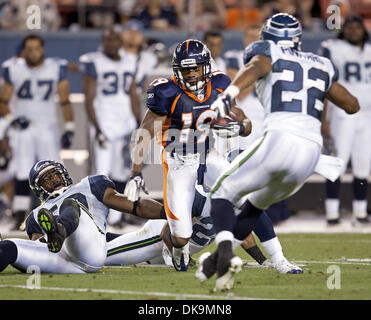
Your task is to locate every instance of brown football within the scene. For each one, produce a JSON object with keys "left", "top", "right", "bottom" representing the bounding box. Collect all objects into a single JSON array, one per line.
[{"left": 212, "top": 111, "right": 239, "bottom": 126}]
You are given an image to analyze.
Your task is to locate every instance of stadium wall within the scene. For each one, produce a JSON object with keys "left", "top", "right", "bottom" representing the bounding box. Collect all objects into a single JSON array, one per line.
[{"left": 0, "top": 30, "right": 337, "bottom": 93}]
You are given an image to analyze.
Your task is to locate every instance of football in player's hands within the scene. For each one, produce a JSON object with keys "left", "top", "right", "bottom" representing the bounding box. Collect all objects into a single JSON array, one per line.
[{"left": 211, "top": 111, "right": 239, "bottom": 127}]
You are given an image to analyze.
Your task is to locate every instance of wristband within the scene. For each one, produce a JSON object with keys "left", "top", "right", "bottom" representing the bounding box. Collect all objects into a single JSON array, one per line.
[{"left": 224, "top": 85, "right": 240, "bottom": 100}]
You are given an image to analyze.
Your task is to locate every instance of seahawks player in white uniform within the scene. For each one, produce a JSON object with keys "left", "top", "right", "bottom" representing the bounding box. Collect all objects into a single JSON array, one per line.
[
  {"left": 0, "top": 34, "right": 74, "bottom": 230},
  {"left": 197, "top": 13, "right": 360, "bottom": 291},
  {"left": 0, "top": 160, "right": 165, "bottom": 273},
  {"left": 80, "top": 28, "right": 142, "bottom": 227},
  {"left": 318, "top": 15, "right": 371, "bottom": 225}
]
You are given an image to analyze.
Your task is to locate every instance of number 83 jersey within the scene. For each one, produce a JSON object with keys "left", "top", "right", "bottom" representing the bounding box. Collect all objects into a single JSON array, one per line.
[
  {"left": 244, "top": 40, "right": 338, "bottom": 146},
  {"left": 146, "top": 72, "right": 231, "bottom": 155}
]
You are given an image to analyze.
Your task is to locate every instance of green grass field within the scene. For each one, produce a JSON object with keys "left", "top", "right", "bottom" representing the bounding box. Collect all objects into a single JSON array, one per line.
[{"left": 0, "top": 233, "right": 371, "bottom": 300}]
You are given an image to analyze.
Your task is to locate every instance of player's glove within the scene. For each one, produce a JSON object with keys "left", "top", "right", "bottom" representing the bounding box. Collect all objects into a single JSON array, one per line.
[
  {"left": 124, "top": 172, "right": 149, "bottom": 202},
  {"left": 61, "top": 121, "right": 75, "bottom": 149},
  {"left": 10, "top": 116, "right": 30, "bottom": 130},
  {"left": 96, "top": 131, "right": 108, "bottom": 149},
  {"left": 210, "top": 94, "right": 232, "bottom": 119},
  {"left": 210, "top": 85, "right": 240, "bottom": 118},
  {"left": 213, "top": 120, "right": 243, "bottom": 138},
  {"left": 61, "top": 131, "right": 74, "bottom": 149}
]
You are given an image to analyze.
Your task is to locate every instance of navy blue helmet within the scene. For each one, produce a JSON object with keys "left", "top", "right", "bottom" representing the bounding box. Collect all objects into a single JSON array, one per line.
[
  {"left": 29, "top": 160, "right": 72, "bottom": 201},
  {"left": 172, "top": 39, "right": 212, "bottom": 92},
  {"left": 260, "top": 13, "right": 302, "bottom": 50}
]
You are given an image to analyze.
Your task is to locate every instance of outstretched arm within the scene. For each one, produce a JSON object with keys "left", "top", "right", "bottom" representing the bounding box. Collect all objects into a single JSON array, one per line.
[
  {"left": 102, "top": 187, "right": 165, "bottom": 219},
  {"left": 211, "top": 55, "right": 272, "bottom": 118},
  {"left": 325, "top": 81, "right": 360, "bottom": 114}
]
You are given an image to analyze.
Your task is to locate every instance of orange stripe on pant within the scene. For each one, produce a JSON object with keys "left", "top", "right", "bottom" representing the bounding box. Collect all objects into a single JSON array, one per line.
[{"left": 161, "top": 149, "right": 179, "bottom": 221}]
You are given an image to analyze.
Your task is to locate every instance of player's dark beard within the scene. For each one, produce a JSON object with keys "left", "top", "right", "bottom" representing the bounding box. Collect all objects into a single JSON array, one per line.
[
  {"left": 104, "top": 48, "right": 120, "bottom": 60},
  {"left": 26, "top": 55, "right": 44, "bottom": 67}
]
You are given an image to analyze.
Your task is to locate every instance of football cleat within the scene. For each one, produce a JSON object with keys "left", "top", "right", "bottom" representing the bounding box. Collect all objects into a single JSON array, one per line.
[
  {"left": 327, "top": 218, "right": 341, "bottom": 226},
  {"left": 162, "top": 245, "right": 173, "bottom": 267},
  {"left": 261, "top": 259, "right": 274, "bottom": 268},
  {"left": 273, "top": 258, "right": 303, "bottom": 274},
  {"left": 351, "top": 217, "right": 370, "bottom": 227},
  {"left": 172, "top": 243, "right": 190, "bottom": 272},
  {"left": 214, "top": 256, "right": 243, "bottom": 292},
  {"left": 37, "top": 208, "right": 67, "bottom": 253}
]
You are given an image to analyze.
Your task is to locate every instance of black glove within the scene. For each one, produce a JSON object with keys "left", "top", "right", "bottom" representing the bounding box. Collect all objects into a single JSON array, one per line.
[
  {"left": 61, "top": 130, "right": 74, "bottom": 149},
  {"left": 10, "top": 116, "right": 30, "bottom": 130}
]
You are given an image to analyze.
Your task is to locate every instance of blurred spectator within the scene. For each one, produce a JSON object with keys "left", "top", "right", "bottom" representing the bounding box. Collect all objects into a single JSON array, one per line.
[
  {"left": 121, "top": 20, "right": 146, "bottom": 55},
  {"left": 88, "top": 10, "right": 115, "bottom": 28},
  {"left": 0, "top": 0, "right": 61, "bottom": 30},
  {"left": 178, "top": 0, "right": 226, "bottom": 31},
  {"left": 224, "top": 0, "right": 273, "bottom": 30},
  {"left": 203, "top": 30, "right": 226, "bottom": 72},
  {"left": 117, "top": 0, "right": 137, "bottom": 25},
  {"left": 134, "top": 0, "right": 178, "bottom": 30}
]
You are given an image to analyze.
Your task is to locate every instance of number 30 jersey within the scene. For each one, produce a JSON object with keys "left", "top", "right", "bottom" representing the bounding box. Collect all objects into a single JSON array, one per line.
[
  {"left": 146, "top": 72, "right": 231, "bottom": 155},
  {"left": 244, "top": 40, "right": 338, "bottom": 146},
  {"left": 1, "top": 57, "right": 67, "bottom": 126},
  {"left": 79, "top": 50, "right": 139, "bottom": 139}
]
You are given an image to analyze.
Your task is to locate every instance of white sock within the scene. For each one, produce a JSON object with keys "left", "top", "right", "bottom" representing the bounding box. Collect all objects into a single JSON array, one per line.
[
  {"left": 352, "top": 200, "right": 368, "bottom": 219},
  {"left": 232, "top": 237, "right": 243, "bottom": 250},
  {"left": 325, "top": 199, "right": 340, "bottom": 220},
  {"left": 261, "top": 237, "right": 284, "bottom": 263},
  {"left": 215, "top": 231, "right": 234, "bottom": 246}
]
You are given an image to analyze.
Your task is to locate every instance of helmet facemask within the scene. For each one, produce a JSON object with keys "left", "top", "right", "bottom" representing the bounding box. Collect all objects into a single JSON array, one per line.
[
  {"left": 30, "top": 162, "right": 72, "bottom": 202},
  {"left": 174, "top": 62, "right": 211, "bottom": 92}
]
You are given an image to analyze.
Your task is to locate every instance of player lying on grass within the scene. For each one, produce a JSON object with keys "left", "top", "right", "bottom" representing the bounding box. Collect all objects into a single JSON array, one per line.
[
  {"left": 0, "top": 160, "right": 165, "bottom": 273},
  {"left": 105, "top": 184, "right": 302, "bottom": 274},
  {"left": 0, "top": 160, "right": 300, "bottom": 274}
]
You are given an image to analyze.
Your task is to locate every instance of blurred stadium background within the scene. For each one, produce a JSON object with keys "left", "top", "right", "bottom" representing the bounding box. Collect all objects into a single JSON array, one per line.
[{"left": 0, "top": 0, "right": 371, "bottom": 235}]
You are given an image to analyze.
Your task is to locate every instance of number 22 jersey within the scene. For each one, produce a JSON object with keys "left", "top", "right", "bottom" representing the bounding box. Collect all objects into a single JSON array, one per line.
[{"left": 244, "top": 40, "right": 338, "bottom": 146}]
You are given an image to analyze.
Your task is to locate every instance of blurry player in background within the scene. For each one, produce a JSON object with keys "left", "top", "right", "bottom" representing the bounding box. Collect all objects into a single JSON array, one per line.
[
  {"left": 0, "top": 42, "right": 24, "bottom": 221},
  {"left": 125, "top": 39, "right": 251, "bottom": 272},
  {"left": 198, "top": 13, "right": 359, "bottom": 291},
  {"left": 79, "top": 28, "right": 142, "bottom": 228},
  {"left": 0, "top": 34, "right": 74, "bottom": 230},
  {"left": 121, "top": 20, "right": 158, "bottom": 92},
  {"left": 319, "top": 15, "right": 371, "bottom": 226},
  {"left": 203, "top": 30, "right": 227, "bottom": 73},
  {"left": 0, "top": 160, "right": 165, "bottom": 273}
]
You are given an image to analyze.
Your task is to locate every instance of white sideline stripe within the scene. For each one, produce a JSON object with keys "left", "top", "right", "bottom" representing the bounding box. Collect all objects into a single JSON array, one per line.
[
  {"left": 0, "top": 284, "right": 269, "bottom": 300},
  {"left": 293, "top": 260, "right": 371, "bottom": 266}
]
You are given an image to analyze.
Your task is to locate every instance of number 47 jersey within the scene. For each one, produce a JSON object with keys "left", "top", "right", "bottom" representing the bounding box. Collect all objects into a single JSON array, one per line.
[
  {"left": 2, "top": 57, "right": 68, "bottom": 126},
  {"left": 245, "top": 40, "right": 338, "bottom": 146}
]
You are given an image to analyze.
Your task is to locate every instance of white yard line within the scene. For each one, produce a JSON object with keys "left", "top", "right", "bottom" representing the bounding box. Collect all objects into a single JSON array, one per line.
[
  {"left": 293, "top": 260, "right": 371, "bottom": 266},
  {"left": 0, "top": 284, "right": 269, "bottom": 300}
]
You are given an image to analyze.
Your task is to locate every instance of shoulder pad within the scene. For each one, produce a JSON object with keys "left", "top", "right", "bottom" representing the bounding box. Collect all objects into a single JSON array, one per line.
[
  {"left": 244, "top": 40, "right": 272, "bottom": 64},
  {"left": 211, "top": 71, "right": 231, "bottom": 90},
  {"left": 147, "top": 77, "right": 178, "bottom": 116},
  {"left": 148, "top": 77, "right": 179, "bottom": 98}
]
